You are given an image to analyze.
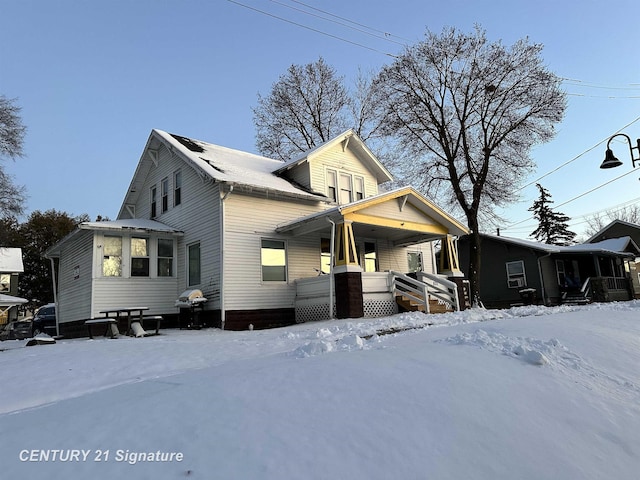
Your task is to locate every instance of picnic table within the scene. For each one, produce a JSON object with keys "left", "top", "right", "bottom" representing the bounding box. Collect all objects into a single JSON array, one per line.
[{"left": 99, "top": 307, "right": 149, "bottom": 336}]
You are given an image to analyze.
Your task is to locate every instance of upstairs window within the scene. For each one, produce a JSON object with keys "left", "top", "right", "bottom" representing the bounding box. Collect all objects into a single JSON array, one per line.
[
  {"left": 355, "top": 176, "right": 365, "bottom": 200},
  {"left": 150, "top": 186, "right": 157, "bottom": 218},
  {"left": 103, "top": 236, "right": 122, "bottom": 277},
  {"left": 131, "top": 237, "right": 149, "bottom": 277},
  {"left": 161, "top": 177, "right": 169, "bottom": 213},
  {"left": 327, "top": 170, "right": 337, "bottom": 202},
  {"left": 339, "top": 173, "right": 353, "bottom": 204},
  {"left": 174, "top": 170, "right": 182, "bottom": 206}
]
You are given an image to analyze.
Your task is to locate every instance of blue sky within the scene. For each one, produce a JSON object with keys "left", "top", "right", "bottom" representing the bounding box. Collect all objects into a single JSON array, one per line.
[{"left": 1, "top": 0, "right": 639, "bottom": 239}]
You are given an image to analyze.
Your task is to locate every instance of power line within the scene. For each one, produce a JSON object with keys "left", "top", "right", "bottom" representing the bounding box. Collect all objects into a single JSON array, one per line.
[
  {"left": 226, "top": 0, "right": 397, "bottom": 57},
  {"left": 270, "top": 0, "right": 410, "bottom": 46},
  {"left": 517, "top": 114, "right": 640, "bottom": 192}
]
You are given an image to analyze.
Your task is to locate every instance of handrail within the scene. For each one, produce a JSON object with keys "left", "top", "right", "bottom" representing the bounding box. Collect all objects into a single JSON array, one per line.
[
  {"left": 390, "top": 271, "right": 429, "bottom": 314},
  {"left": 389, "top": 271, "right": 461, "bottom": 313},
  {"left": 417, "top": 272, "right": 460, "bottom": 312}
]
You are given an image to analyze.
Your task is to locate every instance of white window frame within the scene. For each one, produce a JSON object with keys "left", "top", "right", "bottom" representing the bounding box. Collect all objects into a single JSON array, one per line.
[
  {"left": 187, "top": 242, "right": 201, "bottom": 286},
  {"left": 161, "top": 177, "right": 169, "bottom": 213},
  {"left": 150, "top": 186, "right": 157, "bottom": 218},
  {"left": 326, "top": 169, "right": 337, "bottom": 202},
  {"left": 506, "top": 260, "right": 526, "bottom": 288},
  {"left": 354, "top": 175, "right": 365, "bottom": 200},
  {"left": 261, "top": 238, "right": 288, "bottom": 282},
  {"left": 173, "top": 170, "right": 182, "bottom": 207}
]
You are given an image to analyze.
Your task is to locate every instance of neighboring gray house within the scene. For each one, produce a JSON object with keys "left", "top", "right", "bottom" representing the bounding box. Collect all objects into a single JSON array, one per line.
[
  {"left": 0, "top": 247, "right": 26, "bottom": 325},
  {"left": 586, "top": 219, "right": 640, "bottom": 297},
  {"left": 47, "top": 129, "right": 470, "bottom": 337},
  {"left": 458, "top": 233, "right": 640, "bottom": 309}
]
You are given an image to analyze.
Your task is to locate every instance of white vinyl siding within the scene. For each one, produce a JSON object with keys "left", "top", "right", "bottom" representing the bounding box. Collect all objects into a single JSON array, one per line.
[
  {"left": 56, "top": 231, "right": 94, "bottom": 324},
  {"left": 309, "top": 146, "right": 378, "bottom": 201}
]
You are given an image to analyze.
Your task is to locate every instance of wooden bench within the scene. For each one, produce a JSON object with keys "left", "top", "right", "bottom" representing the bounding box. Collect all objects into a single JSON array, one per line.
[
  {"left": 85, "top": 318, "right": 119, "bottom": 339},
  {"left": 141, "top": 315, "right": 163, "bottom": 335}
]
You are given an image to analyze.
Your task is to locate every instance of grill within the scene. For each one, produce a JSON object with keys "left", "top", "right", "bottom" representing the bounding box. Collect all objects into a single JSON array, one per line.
[{"left": 175, "top": 289, "right": 207, "bottom": 329}]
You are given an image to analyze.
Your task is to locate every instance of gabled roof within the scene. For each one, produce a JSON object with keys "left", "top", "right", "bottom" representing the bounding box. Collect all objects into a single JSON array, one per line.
[
  {"left": 276, "top": 186, "right": 469, "bottom": 244},
  {"left": 586, "top": 219, "right": 640, "bottom": 245},
  {"left": 273, "top": 129, "right": 394, "bottom": 185},
  {"left": 119, "top": 130, "right": 329, "bottom": 217},
  {"left": 0, "top": 248, "right": 24, "bottom": 273},
  {"left": 475, "top": 233, "right": 640, "bottom": 257}
]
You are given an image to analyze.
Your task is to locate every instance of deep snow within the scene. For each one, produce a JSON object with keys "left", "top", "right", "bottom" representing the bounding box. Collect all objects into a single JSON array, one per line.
[{"left": 1, "top": 302, "right": 639, "bottom": 479}]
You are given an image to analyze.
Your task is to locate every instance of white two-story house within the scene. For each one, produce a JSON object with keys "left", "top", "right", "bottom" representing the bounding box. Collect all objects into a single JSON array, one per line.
[{"left": 46, "top": 129, "right": 469, "bottom": 336}]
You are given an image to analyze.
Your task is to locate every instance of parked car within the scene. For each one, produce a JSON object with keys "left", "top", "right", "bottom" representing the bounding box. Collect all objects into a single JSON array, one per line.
[
  {"left": 31, "top": 303, "right": 57, "bottom": 336},
  {"left": 0, "top": 320, "right": 33, "bottom": 341}
]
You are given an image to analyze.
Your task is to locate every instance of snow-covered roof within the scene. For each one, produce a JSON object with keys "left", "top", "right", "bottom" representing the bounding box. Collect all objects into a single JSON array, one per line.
[
  {"left": 273, "top": 129, "right": 394, "bottom": 184},
  {"left": 0, "top": 248, "right": 24, "bottom": 273},
  {"left": 78, "top": 218, "right": 183, "bottom": 234},
  {"left": 0, "top": 293, "right": 28, "bottom": 306},
  {"left": 153, "top": 130, "right": 328, "bottom": 201},
  {"left": 481, "top": 234, "right": 640, "bottom": 256},
  {"left": 45, "top": 219, "right": 183, "bottom": 258}
]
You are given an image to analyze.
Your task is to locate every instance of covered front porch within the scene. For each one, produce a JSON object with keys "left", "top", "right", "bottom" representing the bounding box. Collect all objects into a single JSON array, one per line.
[{"left": 276, "top": 187, "right": 470, "bottom": 322}]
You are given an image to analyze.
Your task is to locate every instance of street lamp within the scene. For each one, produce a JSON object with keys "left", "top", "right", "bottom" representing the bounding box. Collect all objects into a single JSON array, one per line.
[{"left": 600, "top": 133, "right": 640, "bottom": 169}]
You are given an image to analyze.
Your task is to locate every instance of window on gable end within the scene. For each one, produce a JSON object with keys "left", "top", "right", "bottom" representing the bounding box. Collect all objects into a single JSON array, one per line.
[
  {"left": 355, "top": 176, "right": 365, "bottom": 200},
  {"left": 339, "top": 173, "right": 353, "bottom": 204},
  {"left": 150, "top": 186, "right": 157, "bottom": 218},
  {"left": 161, "top": 177, "right": 169, "bottom": 213},
  {"left": 174, "top": 170, "right": 182, "bottom": 206},
  {"left": 327, "top": 169, "right": 337, "bottom": 202}
]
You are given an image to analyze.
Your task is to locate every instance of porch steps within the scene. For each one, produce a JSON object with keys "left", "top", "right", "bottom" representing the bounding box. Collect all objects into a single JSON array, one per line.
[
  {"left": 561, "top": 292, "right": 591, "bottom": 305},
  {"left": 395, "top": 295, "right": 453, "bottom": 314}
]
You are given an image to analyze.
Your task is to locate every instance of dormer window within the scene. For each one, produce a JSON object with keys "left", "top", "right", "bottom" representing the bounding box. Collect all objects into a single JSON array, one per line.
[{"left": 326, "top": 168, "right": 365, "bottom": 204}]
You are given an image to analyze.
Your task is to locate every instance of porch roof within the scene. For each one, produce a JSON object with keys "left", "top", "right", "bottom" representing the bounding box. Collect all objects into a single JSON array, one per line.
[
  {"left": 276, "top": 186, "right": 469, "bottom": 246},
  {"left": 480, "top": 234, "right": 640, "bottom": 257},
  {"left": 0, "top": 293, "right": 28, "bottom": 307}
]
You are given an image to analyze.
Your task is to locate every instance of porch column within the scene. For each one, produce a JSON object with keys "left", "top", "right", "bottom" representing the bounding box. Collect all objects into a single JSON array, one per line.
[
  {"left": 333, "top": 220, "right": 364, "bottom": 319},
  {"left": 439, "top": 235, "right": 463, "bottom": 277}
]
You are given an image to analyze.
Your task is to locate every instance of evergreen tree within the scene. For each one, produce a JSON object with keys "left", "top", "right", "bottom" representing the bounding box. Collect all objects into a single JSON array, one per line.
[{"left": 529, "top": 184, "right": 575, "bottom": 245}]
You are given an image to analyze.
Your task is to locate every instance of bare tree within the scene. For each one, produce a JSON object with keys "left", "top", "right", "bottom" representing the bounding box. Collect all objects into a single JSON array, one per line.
[
  {"left": 583, "top": 205, "right": 640, "bottom": 237},
  {"left": 0, "top": 95, "right": 27, "bottom": 218},
  {"left": 253, "top": 57, "right": 350, "bottom": 160},
  {"left": 373, "top": 26, "right": 566, "bottom": 304},
  {"left": 253, "top": 58, "right": 385, "bottom": 161}
]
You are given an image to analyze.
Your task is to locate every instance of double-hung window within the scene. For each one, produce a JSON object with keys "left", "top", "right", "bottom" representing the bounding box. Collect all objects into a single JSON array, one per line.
[
  {"left": 354, "top": 176, "right": 365, "bottom": 200},
  {"left": 103, "top": 236, "right": 122, "bottom": 277},
  {"left": 174, "top": 170, "right": 182, "bottom": 206},
  {"left": 161, "top": 177, "right": 169, "bottom": 213},
  {"left": 188, "top": 243, "right": 201, "bottom": 286},
  {"left": 327, "top": 170, "right": 337, "bottom": 202},
  {"left": 131, "top": 237, "right": 150, "bottom": 277},
  {"left": 339, "top": 173, "right": 353, "bottom": 204},
  {"left": 150, "top": 186, "right": 157, "bottom": 218},
  {"left": 506, "top": 260, "right": 526, "bottom": 288},
  {"left": 157, "top": 238, "right": 174, "bottom": 277},
  {"left": 261, "top": 239, "right": 287, "bottom": 282}
]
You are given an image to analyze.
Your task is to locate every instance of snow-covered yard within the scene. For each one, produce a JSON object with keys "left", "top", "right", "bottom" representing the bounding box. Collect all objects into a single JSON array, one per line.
[{"left": 1, "top": 302, "right": 639, "bottom": 479}]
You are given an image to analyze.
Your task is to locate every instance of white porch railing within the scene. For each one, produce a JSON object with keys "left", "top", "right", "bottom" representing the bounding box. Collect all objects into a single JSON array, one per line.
[
  {"left": 389, "top": 271, "right": 461, "bottom": 313},
  {"left": 294, "top": 270, "right": 461, "bottom": 323}
]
